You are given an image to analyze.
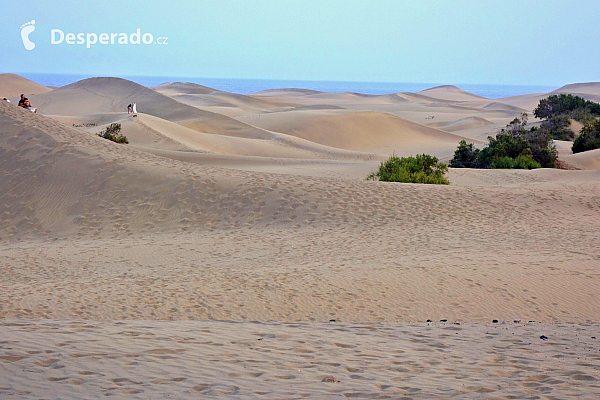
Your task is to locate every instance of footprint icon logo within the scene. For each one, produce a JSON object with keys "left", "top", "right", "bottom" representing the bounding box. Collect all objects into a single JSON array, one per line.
[{"left": 20, "top": 20, "right": 36, "bottom": 50}]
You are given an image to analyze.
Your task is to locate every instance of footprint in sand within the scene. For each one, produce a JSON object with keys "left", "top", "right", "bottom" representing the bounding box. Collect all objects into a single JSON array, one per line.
[{"left": 20, "top": 20, "right": 36, "bottom": 50}]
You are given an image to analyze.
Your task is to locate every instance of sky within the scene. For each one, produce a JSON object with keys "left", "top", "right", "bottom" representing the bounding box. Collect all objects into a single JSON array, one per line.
[{"left": 1, "top": 0, "right": 599, "bottom": 86}]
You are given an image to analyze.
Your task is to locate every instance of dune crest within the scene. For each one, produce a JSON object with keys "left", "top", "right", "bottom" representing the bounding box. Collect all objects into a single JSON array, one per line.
[
  {"left": 0, "top": 73, "right": 52, "bottom": 98},
  {"left": 418, "top": 85, "right": 488, "bottom": 101}
]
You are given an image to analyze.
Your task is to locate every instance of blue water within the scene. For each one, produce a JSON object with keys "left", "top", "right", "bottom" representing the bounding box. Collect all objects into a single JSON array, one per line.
[{"left": 20, "top": 73, "right": 559, "bottom": 99}]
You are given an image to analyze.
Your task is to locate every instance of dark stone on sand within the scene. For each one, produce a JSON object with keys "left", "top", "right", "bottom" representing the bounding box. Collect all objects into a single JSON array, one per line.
[
  {"left": 492, "top": 319, "right": 498, "bottom": 323},
  {"left": 440, "top": 319, "right": 447, "bottom": 322},
  {"left": 329, "top": 319, "right": 336, "bottom": 322},
  {"left": 540, "top": 335, "right": 548, "bottom": 340},
  {"left": 321, "top": 375, "right": 340, "bottom": 383},
  {"left": 426, "top": 319, "right": 432, "bottom": 322}
]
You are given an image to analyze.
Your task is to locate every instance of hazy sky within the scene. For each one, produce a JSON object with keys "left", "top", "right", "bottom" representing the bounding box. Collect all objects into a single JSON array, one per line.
[{"left": 1, "top": 0, "right": 599, "bottom": 85}]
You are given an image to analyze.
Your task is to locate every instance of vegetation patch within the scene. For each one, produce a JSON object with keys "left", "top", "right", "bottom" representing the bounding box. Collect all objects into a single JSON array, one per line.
[
  {"left": 368, "top": 154, "right": 449, "bottom": 184},
  {"left": 450, "top": 113, "right": 554, "bottom": 169},
  {"left": 534, "top": 94, "right": 600, "bottom": 121},
  {"left": 572, "top": 119, "right": 600, "bottom": 153},
  {"left": 97, "top": 123, "right": 128, "bottom": 144},
  {"left": 533, "top": 94, "right": 600, "bottom": 149}
]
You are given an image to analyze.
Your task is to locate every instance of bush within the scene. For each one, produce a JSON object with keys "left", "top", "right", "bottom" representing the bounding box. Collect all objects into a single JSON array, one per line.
[
  {"left": 539, "top": 115, "right": 574, "bottom": 140},
  {"left": 514, "top": 152, "right": 542, "bottom": 169},
  {"left": 486, "top": 131, "right": 531, "bottom": 160},
  {"left": 572, "top": 119, "right": 600, "bottom": 153},
  {"left": 449, "top": 140, "right": 480, "bottom": 168},
  {"left": 570, "top": 107, "right": 597, "bottom": 124},
  {"left": 521, "top": 128, "right": 558, "bottom": 168},
  {"left": 490, "top": 156, "right": 516, "bottom": 169},
  {"left": 534, "top": 94, "right": 600, "bottom": 120},
  {"left": 368, "top": 154, "right": 449, "bottom": 184},
  {"left": 97, "top": 123, "right": 128, "bottom": 144},
  {"left": 449, "top": 114, "right": 556, "bottom": 169}
]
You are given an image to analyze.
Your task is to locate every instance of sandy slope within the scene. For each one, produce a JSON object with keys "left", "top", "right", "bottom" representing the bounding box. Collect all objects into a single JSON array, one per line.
[
  {"left": 0, "top": 73, "right": 52, "bottom": 98},
  {"left": 2, "top": 100, "right": 600, "bottom": 323},
  {"left": 561, "top": 148, "right": 600, "bottom": 170},
  {"left": 1, "top": 320, "right": 599, "bottom": 399},
  {"left": 552, "top": 82, "right": 600, "bottom": 102},
  {"left": 238, "top": 110, "right": 479, "bottom": 156},
  {"left": 429, "top": 116, "right": 494, "bottom": 132},
  {"left": 49, "top": 111, "right": 375, "bottom": 162},
  {"left": 497, "top": 82, "right": 600, "bottom": 112}
]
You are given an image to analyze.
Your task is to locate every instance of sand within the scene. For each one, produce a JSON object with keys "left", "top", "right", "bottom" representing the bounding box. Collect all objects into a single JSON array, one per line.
[
  {"left": 2, "top": 320, "right": 599, "bottom": 399},
  {"left": 1, "top": 76, "right": 600, "bottom": 398}
]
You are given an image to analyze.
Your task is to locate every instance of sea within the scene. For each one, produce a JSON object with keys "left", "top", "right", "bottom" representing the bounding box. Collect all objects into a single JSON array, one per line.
[{"left": 20, "top": 73, "right": 559, "bottom": 100}]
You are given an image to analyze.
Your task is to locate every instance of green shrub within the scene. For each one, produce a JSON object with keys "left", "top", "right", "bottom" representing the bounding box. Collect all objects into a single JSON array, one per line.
[
  {"left": 572, "top": 119, "right": 600, "bottom": 153},
  {"left": 514, "top": 154, "right": 542, "bottom": 169},
  {"left": 487, "top": 131, "right": 531, "bottom": 160},
  {"left": 368, "top": 154, "right": 449, "bottom": 184},
  {"left": 522, "top": 128, "right": 557, "bottom": 168},
  {"left": 489, "top": 154, "right": 540, "bottom": 170},
  {"left": 449, "top": 114, "right": 556, "bottom": 169},
  {"left": 534, "top": 94, "right": 600, "bottom": 120},
  {"left": 570, "top": 107, "right": 597, "bottom": 124},
  {"left": 98, "top": 123, "right": 128, "bottom": 144},
  {"left": 449, "top": 140, "right": 480, "bottom": 168},
  {"left": 539, "top": 115, "right": 574, "bottom": 140},
  {"left": 491, "top": 156, "right": 516, "bottom": 169}
]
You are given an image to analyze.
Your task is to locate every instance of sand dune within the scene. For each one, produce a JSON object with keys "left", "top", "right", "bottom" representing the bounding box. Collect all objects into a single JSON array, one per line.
[
  {"left": 491, "top": 93, "right": 547, "bottom": 113},
  {"left": 560, "top": 148, "right": 600, "bottom": 170},
  {"left": 0, "top": 73, "right": 52, "bottom": 98},
  {"left": 251, "top": 88, "right": 324, "bottom": 96},
  {"left": 154, "top": 82, "right": 297, "bottom": 118},
  {"left": 154, "top": 81, "right": 227, "bottom": 95},
  {"left": 418, "top": 85, "right": 487, "bottom": 101},
  {"left": 498, "top": 84, "right": 600, "bottom": 112},
  {"left": 482, "top": 101, "right": 527, "bottom": 112},
  {"left": 430, "top": 116, "right": 494, "bottom": 132},
  {"left": 239, "top": 110, "right": 477, "bottom": 155},
  {"left": 50, "top": 111, "right": 372, "bottom": 163},
  {"left": 27, "top": 77, "right": 270, "bottom": 139},
  {"left": 552, "top": 82, "right": 600, "bottom": 97}
]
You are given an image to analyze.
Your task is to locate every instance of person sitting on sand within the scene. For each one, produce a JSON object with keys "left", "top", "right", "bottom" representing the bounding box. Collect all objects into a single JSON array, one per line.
[
  {"left": 23, "top": 98, "right": 37, "bottom": 113},
  {"left": 3, "top": 98, "right": 10, "bottom": 103},
  {"left": 18, "top": 94, "right": 25, "bottom": 107}
]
